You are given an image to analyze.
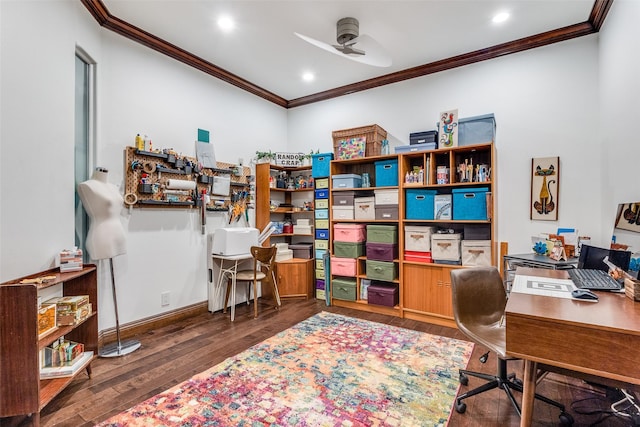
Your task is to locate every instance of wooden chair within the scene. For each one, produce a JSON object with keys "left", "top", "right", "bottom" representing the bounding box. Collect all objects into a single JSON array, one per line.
[{"left": 224, "top": 245, "right": 281, "bottom": 319}]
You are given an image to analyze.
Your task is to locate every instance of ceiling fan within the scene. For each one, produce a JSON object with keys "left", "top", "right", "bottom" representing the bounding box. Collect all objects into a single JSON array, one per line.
[{"left": 295, "top": 17, "right": 392, "bottom": 68}]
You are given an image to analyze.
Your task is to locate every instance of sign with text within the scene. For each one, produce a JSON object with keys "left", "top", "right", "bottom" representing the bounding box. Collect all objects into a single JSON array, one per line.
[{"left": 275, "top": 152, "right": 304, "bottom": 167}]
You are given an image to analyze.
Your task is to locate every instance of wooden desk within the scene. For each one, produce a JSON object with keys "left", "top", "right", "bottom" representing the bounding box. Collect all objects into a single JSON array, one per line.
[{"left": 505, "top": 267, "right": 640, "bottom": 427}]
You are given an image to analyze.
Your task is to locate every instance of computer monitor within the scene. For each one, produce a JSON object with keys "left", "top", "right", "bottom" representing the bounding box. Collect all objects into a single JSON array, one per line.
[{"left": 578, "top": 244, "right": 631, "bottom": 271}]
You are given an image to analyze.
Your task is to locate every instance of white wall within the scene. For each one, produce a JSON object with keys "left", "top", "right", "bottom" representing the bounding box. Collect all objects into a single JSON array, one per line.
[
  {"left": 2, "top": 0, "right": 638, "bottom": 332},
  {"left": 0, "top": 1, "right": 288, "bottom": 331},
  {"left": 599, "top": 0, "right": 640, "bottom": 247},
  {"left": 288, "top": 36, "right": 603, "bottom": 254}
]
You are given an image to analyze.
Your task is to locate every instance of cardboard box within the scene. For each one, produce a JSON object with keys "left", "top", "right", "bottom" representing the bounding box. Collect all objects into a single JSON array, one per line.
[
  {"left": 59, "top": 248, "right": 83, "bottom": 272},
  {"left": 37, "top": 303, "right": 57, "bottom": 338},
  {"left": 45, "top": 295, "right": 89, "bottom": 312}
]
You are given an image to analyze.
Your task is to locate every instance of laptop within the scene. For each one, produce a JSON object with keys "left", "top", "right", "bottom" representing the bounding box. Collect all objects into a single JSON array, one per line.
[{"left": 567, "top": 245, "right": 631, "bottom": 291}]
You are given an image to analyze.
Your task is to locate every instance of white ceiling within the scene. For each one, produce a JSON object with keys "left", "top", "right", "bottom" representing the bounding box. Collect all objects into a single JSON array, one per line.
[{"left": 102, "top": 0, "right": 595, "bottom": 101}]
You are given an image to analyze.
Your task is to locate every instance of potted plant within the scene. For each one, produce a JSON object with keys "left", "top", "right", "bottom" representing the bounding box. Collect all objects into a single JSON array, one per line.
[{"left": 255, "top": 150, "right": 275, "bottom": 164}]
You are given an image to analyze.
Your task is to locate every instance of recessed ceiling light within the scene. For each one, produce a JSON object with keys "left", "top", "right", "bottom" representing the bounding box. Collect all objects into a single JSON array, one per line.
[
  {"left": 492, "top": 12, "right": 510, "bottom": 24},
  {"left": 302, "top": 72, "right": 315, "bottom": 82},
  {"left": 217, "top": 15, "right": 235, "bottom": 32}
]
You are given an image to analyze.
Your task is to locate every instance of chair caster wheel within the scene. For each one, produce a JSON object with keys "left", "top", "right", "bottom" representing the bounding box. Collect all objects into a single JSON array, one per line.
[
  {"left": 479, "top": 351, "right": 489, "bottom": 363},
  {"left": 559, "top": 412, "right": 574, "bottom": 425},
  {"left": 455, "top": 400, "right": 467, "bottom": 414},
  {"left": 459, "top": 373, "right": 469, "bottom": 386},
  {"left": 512, "top": 378, "right": 523, "bottom": 387}
]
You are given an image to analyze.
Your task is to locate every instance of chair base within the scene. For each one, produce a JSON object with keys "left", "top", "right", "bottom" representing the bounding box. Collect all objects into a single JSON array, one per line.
[{"left": 455, "top": 358, "right": 574, "bottom": 425}]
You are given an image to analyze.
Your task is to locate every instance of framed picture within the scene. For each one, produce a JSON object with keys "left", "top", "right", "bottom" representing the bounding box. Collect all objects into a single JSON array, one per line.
[
  {"left": 438, "top": 109, "right": 458, "bottom": 148},
  {"left": 530, "top": 156, "right": 559, "bottom": 221},
  {"left": 615, "top": 202, "right": 640, "bottom": 233}
]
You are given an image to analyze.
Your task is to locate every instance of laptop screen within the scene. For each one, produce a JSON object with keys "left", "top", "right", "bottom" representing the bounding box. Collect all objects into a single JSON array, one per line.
[{"left": 578, "top": 244, "right": 631, "bottom": 271}]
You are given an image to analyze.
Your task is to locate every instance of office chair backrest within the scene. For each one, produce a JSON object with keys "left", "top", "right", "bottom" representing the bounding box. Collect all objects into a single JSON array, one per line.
[{"left": 450, "top": 267, "right": 506, "bottom": 328}]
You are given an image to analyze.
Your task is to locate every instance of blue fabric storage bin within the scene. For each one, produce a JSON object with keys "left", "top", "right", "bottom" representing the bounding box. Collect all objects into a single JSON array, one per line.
[
  {"left": 452, "top": 187, "right": 489, "bottom": 220},
  {"left": 405, "top": 189, "right": 437, "bottom": 220},
  {"left": 316, "top": 229, "right": 329, "bottom": 239},
  {"left": 312, "top": 152, "right": 333, "bottom": 178},
  {"left": 374, "top": 159, "right": 398, "bottom": 187},
  {"left": 315, "top": 189, "right": 329, "bottom": 199}
]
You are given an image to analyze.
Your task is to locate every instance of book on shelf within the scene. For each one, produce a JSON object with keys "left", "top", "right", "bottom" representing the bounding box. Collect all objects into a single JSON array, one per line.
[{"left": 39, "top": 351, "right": 93, "bottom": 379}]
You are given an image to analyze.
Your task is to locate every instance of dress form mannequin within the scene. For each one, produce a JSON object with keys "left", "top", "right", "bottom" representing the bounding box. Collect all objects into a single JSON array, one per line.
[
  {"left": 77, "top": 167, "right": 127, "bottom": 260},
  {"left": 77, "top": 167, "right": 140, "bottom": 357}
]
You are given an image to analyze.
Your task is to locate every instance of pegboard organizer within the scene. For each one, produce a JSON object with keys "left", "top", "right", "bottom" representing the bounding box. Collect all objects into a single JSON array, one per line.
[{"left": 124, "top": 146, "right": 250, "bottom": 210}]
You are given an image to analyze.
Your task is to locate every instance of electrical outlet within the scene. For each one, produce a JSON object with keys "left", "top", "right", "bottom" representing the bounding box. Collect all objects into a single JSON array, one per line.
[{"left": 161, "top": 292, "right": 170, "bottom": 306}]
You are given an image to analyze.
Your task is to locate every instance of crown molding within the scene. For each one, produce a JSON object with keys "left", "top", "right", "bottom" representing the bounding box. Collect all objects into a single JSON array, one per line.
[{"left": 81, "top": 0, "right": 613, "bottom": 109}]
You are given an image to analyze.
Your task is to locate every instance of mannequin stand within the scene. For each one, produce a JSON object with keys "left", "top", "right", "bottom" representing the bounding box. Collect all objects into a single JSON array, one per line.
[{"left": 99, "top": 258, "right": 141, "bottom": 357}]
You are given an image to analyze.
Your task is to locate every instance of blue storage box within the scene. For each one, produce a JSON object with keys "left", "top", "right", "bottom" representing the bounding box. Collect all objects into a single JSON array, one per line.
[
  {"left": 312, "top": 152, "right": 333, "bottom": 178},
  {"left": 395, "top": 143, "right": 436, "bottom": 154},
  {"left": 459, "top": 114, "right": 496, "bottom": 146},
  {"left": 452, "top": 187, "right": 490, "bottom": 220},
  {"left": 374, "top": 159, "right": 398, "bottom": 187},
  {"left": 315, "top": 189, "right": 329, "bottom": 199},
  {"left": 316, "top": 229, "right": 329, "bottom": 239},
  {"left": 332, "top": 174, "right": 362, "bottom": 189},
  {"left": 315, "top": 249, "right": 327, "bottom": 259},
  {"left": 405, "top": 189, "right": 437, "bottom": 220}
]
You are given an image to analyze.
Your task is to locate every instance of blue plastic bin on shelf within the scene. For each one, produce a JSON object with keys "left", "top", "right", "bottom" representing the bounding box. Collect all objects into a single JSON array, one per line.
[
  {"left": 452, "top": 187, "right": 489, "bottom": 220},
  {"left": 315, "top": 209, "right": 329, "bottom": 219},
  {"left": 315, "top": 189, "right": 329, "bottom": 199},
  {"left": 312, "top": 152, "right": 333, "bottom": 178},
  {"left": 374, "top": 159, "right": 398, "bottom": 187},
  {"left": 405, "top": 189, "right": 437, "bottom": 220}
]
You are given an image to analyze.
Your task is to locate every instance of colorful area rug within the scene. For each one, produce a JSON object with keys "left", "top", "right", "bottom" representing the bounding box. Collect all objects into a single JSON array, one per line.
[{"left": 99, "top": 312, "right": 473, "bottom": 426}]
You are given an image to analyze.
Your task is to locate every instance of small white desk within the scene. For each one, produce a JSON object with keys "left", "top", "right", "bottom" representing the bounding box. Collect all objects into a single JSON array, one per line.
[{"left": 211, "top": 253, "right": 252, "bottom": 321}]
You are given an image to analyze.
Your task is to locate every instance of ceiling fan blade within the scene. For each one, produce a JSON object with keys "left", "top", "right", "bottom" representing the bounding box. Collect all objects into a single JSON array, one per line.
[
  {"left": 295, "top": 32, "right": 392, "bottom": 68},
  {"left": 332, "top": 44, "right": 365, "bottom": 56}
]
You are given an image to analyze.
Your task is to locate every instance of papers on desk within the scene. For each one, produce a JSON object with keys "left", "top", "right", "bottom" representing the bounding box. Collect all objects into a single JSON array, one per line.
[{"left": 512, "top": 275, "right": 577, "bottom": 299}]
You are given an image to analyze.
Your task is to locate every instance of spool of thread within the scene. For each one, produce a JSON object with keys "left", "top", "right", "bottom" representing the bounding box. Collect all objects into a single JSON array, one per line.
[
  {"left": 143, "top": 162, "right": 156, "bottom": 173},
  {"left": 124, "top": 193, "right": 138, "bottom": 205},
  {"left": 166, "top": 179, "right": 196, "bottom": 190}
]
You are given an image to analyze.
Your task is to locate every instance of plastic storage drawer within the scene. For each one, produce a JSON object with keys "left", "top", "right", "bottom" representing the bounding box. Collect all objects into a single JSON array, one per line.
[
  {"left": 404, "top": 226, "right": 436, "bottom": 251},
  {"left": 315, "top": 219, "right": 329, "bottom": 229},
  {"left": 332, "top": 174, "right": 362, "bottom": 189},
  {"left": 405, "top": 189, "right": 437, "bottom": 220},
  {"left": 315, "top": 199, "right": 329, "bottom": 209},
  {"left": 366, "top": 242, "right": 398, "bottom": 262},
  {"left": 461, "top": 240, "right": 492, "bottom": 266},
  {"left": 332, "top": 278, "right": 357, "bottom": 301},
  {"left": 333, "top": 223, "right": 366, "bottom": 242},
  {"left": 315, "top": 189, "right": 329, "bottom": 199},
  {"left": 374, "top": 159, "right": 398, "bottom": 187},
  {"left": 354, "top": 197, "right": 375, "bottom": 220},
  {"left": 315, "top": 249, "right": 327, "bottom": 259},
  {"left": 366, "top": 224, "right": 398, "bottom": 244},
  {"left": 334, "top": 241, "right": 365, "bottom": 259},
  {"left": 366, "top": 260, "right": 397, "bottom": 281},
  {"left": 315, "top": 209, "right": 329, "bottom": 219},
  {"left": 315, "top": 279, "right": 325, "bottom": 290},
  {"left": 312, "top": 152, "right": 333, "bottom": 178},
  {"left": 315, "top": 229, "right": 329, "bottom": 239},
  {"left": 331, "top": 257, "right": 357, "bottom": 277},
  {"left": 315, "top": 240, "right": 328, "bottom": 250},
  {"left": 452, "top": 187, "right": 489, "bottom": 220},
  {"left": 315, "top": 178, "right": 329, "bottom": 189},
  {"left": 367, "top": 282, "right": 399, "bottom": 307}
]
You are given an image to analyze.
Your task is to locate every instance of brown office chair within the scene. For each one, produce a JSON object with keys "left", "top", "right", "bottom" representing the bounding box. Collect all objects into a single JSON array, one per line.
[
  {"left": 450, "top": 267, "right": 573, "bottom": 425},
  {"left": 224, "top": 245, "right": 281, "bottom": 318}
]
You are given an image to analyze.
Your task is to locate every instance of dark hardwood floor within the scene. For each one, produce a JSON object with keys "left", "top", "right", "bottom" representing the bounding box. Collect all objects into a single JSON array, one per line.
[{"left": 3, "top": 299, "right": 637, "bottom": 426}]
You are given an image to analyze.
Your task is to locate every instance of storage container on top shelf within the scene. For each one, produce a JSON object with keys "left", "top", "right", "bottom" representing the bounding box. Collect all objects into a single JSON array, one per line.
[
  {"left": 311, "top": 153, "right": 333, "bottom": 178},
  {"left": 374, "top": 159, "right": 399, "bottom": 187}
]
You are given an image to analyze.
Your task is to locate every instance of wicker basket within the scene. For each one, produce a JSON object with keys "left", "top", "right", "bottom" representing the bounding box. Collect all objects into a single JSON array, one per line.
[{"left": 332, "top": 124, "right": 387, "bottom": 158}]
